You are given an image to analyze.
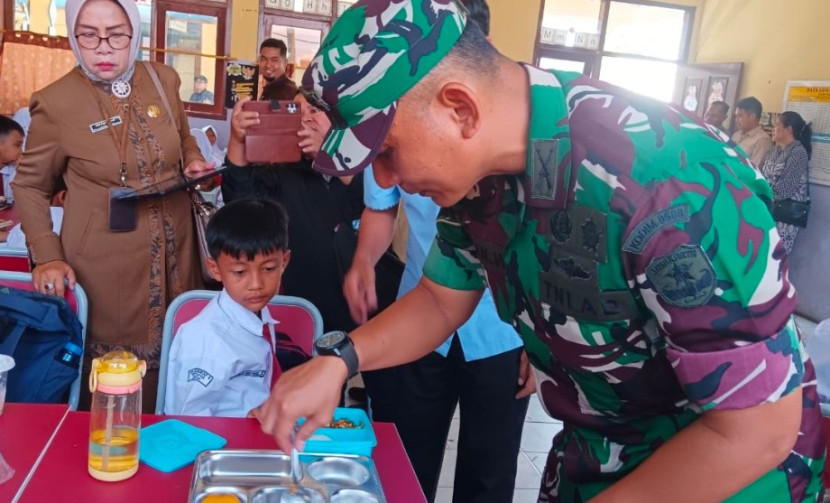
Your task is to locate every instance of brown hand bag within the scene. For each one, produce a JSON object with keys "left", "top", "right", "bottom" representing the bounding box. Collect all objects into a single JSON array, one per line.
[{"left": 144, "top": 62, "right": 218, "bottom": 286}]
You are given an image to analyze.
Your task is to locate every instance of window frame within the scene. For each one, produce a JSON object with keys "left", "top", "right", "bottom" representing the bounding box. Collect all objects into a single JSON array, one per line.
[
  {"left": 533, "top": 0, "right": 694, "bottom": 78},
  {"left": 2, "top": 0, "right": 10, "bottom": 31},
  {"left": 1, "top": 0, "right": 9, "bottom": 54},
  {"left": 2, "top": 0, "right": 231, "bottom": 119},
  {"left": 153, "top": 0, "right": 231, "bottom": 119},
  {"left": 260, "top": 0, "right": 356, "bottom": 26},
  {"left": 258, "top": 12, "right": 332, "bottom": 59},
  {"left": 258, "top": 0, "right": 350, "bottom": 91}
]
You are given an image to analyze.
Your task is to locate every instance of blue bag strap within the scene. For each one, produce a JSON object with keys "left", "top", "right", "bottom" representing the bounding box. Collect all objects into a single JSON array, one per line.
[
  {"left": 0, "top": 320, "right": 26, "bottom": 356},
  {"left": 0, "top": 288, "right": 52, "bottom": 325}
]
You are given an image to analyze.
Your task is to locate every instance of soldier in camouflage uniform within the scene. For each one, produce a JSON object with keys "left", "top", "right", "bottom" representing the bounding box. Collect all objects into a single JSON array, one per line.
[{"left": 254, "top": 1, "right": 826, "bottom": 501}]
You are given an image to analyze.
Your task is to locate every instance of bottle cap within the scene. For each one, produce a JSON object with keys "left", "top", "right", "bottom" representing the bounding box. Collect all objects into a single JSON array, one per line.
[
  {"left": 89, "top": 350, "right": 146, "bottom": 392},
  {"left": 64, "top": 342, "right": 83, "bottom": 355}
]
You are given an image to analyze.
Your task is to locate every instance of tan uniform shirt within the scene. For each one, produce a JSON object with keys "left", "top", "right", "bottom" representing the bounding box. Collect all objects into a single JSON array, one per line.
[
  {"left": 732, "top": 125, "right": 773, "bottom": 169},
  {"left": 12, "top": 62, "right": 203, "bottom": 361}
]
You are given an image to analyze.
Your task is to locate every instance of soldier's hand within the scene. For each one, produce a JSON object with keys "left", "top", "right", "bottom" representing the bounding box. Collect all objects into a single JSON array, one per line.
[{"left": 516, "top": 350, "right": 536, "bottom": 399}]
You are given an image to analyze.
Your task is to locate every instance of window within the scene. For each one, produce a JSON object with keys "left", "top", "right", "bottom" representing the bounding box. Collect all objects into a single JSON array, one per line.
[
  {"left": 6, "top": 0, "right": 229, "bottom": 118},
  {"left": 13, "top": 0, "right": 68, "bottom": 36},
  {"left": 153, "top": 1, "right": 229, "bottom": 118},
  {"left": 161, "top": 11, "right": 220, "bottom": 105},
  {"left": 259, "top": 1, "right": 356, "bottom": 89},
  {"left": 535, "top": 0, "right": 693, "bottom": 102}
]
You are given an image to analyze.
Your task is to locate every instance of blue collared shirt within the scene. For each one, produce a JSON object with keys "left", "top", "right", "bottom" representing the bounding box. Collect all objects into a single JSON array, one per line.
[{"left": 364, "top": 167, "right": 522, "bottom": 361}]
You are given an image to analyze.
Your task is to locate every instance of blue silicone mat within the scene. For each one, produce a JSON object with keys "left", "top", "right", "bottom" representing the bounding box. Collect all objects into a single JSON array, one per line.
[{"left": 139, "top": 419, "right": 227, "bottom": 472}]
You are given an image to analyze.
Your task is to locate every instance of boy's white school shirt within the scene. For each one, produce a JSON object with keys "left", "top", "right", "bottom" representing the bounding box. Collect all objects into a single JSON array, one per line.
[
  {"left": 1, "top": 207, "right": 63, "bottom": 249},
  {"left": 164, "top": 289, "right": 279, "bottom": 417}
]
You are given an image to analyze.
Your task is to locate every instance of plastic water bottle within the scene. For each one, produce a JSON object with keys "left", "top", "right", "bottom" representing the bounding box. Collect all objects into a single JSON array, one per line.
[
  {"left": 88, "top": 350, "right": 146, "bottom": 481},
  {"left": 55, "top": 342, "right": 82, "bottom": 368}
]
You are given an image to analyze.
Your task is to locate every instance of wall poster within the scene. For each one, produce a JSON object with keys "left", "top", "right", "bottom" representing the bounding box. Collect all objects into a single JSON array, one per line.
[{"left": 784, "top": 81, "right": 830, "bottom": 186}]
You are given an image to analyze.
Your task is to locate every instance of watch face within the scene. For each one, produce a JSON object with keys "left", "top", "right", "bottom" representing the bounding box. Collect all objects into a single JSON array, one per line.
[{"left": 317, "top": 331, "right": 345, "bottom": 350}]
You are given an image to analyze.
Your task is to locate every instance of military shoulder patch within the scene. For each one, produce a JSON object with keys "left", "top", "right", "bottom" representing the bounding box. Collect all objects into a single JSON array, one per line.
[
  {"left": 623, "top": 204, "right": 690, "bottom": 254},
  {"left": 529, "top": 139, "right": 559, "bottom": 203},
  {"left": 645, "top": 244, "right": 716, "bottom": 308}
]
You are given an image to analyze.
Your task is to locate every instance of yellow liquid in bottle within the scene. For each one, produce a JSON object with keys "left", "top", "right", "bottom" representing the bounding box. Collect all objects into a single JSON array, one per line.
[{"left": 88, "top": 427, "right": 139, "bottom": 474}]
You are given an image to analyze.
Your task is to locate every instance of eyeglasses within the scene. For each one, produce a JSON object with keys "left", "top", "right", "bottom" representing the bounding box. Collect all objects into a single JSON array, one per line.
[{"left": 75, "top": 33, "right": 132, "bottom": 50}]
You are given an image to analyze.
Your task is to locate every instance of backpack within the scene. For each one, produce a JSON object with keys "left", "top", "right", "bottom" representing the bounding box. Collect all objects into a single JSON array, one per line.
[
  {"left": 274, "top": 330, "right": 312, "bottom": 373},
  {"left": 0, "top": 285, "right": 83, "bottom": 403}
]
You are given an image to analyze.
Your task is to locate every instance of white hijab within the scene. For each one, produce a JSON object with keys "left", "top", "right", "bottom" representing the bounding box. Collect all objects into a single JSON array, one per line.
[
  {"left": 191, "top": 127, "right": 224, "bottom": 167},
  {"left": 65, "top": 0, "right": 141, "bottom": 83},
  {"left": 202, "top": 125, "right": 226, "bottom": 166}
]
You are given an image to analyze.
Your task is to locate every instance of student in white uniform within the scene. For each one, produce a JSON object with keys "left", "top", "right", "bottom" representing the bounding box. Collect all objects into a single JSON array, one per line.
[
  {"left": 1, "top": 177, "right": 65, "bottom": 249},
  {"left": 165, "top": 198, "right": 292, "bottom": 417}
]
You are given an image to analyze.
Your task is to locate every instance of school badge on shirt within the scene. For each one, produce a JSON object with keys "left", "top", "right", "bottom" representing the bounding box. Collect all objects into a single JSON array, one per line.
[{"left": 188, "top": 368, "right": 214, "bottom": 387}]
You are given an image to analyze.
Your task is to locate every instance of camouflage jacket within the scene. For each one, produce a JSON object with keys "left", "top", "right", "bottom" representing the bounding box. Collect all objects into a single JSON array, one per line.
[{"left": 422, "top": 67, "right": 825, "bottom": 502}]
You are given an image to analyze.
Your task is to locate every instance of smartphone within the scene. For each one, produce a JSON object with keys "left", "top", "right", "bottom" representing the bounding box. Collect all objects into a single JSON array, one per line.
[{"left": 242, "top": 100, "right": 303, "bottom": 165}]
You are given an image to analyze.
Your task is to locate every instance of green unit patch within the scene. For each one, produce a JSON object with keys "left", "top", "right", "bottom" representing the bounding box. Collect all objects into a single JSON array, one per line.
[
  {"left": 645, "top": 244, "right": 716, "bottom": 307},
  {"left": 530, "top": 139, "right": 559, "bottom": 201}
]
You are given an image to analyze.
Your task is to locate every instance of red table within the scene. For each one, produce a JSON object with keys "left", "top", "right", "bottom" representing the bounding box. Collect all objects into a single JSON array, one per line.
[
  {"left": 18, "top": 412, "right": 426, "bottom": 502},
  {"left": 0, "top": 403, "right": 69, "bottom": 502}
]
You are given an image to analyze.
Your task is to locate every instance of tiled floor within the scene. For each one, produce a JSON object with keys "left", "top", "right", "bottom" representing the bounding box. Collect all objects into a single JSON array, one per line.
[{"left": 434, "top": 394, "right": 562, "bottom": 503}]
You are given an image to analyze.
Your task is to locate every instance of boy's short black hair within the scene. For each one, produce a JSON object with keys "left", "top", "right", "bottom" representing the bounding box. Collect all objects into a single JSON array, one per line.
[
  {"left": 0, "top": 115, "right": 24, "bottom": 140},
  {"left": 206, "top": 198, "right": 289, "bottom": 261}
]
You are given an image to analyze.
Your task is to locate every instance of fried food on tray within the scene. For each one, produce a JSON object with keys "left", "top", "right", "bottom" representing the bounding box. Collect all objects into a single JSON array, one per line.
[{"left": 328, "top": 418, "right": 361, "bottom": 429}]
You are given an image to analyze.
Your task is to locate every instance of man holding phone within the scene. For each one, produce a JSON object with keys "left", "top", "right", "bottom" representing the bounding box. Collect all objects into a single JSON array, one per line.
[{"left": 221, "top": 94, "right": 364, "bottom": 337}]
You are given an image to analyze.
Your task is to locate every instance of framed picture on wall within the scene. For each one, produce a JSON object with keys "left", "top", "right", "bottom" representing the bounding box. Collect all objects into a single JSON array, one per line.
[
  {"left": 706, "top": 77, "right": 729, "bottom": 108},
  {"left": 682, "top": 76, "right": 703, "bottom": 113}
]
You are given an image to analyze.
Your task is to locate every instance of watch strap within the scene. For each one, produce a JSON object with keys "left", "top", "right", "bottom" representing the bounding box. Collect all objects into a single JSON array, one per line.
[{"left": 336, "top": 336, "right": 359, "bottom": 379}]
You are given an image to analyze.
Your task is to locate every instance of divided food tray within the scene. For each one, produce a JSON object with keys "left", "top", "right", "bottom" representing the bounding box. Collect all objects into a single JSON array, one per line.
[{"left": 189, "top": 449, "right": 387, "bottom": 503}]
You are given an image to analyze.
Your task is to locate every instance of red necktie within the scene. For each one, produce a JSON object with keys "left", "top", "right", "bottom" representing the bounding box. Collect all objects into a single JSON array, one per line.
[{"left": 263, "top": 324, "right": 282, "bottom": 387}]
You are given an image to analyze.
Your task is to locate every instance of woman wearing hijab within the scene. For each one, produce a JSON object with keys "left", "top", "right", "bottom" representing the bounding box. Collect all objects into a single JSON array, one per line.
[
  {"left": 760, "top": 111, "right": 812, "bottom": 254},
  {"left": 202, "top": 125, "right": 226, "bottom": 167},
  {"left": 12, "top": 0, "right": 212, "bottom": 412},
  {"left": 190, "top": 127, "right": 224, "bottom": 205}
]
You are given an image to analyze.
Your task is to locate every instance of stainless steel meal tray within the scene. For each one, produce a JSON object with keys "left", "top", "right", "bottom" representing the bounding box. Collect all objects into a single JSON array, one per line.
[{"left": 188, "top": 449, "right": 387, "bottom": 503}]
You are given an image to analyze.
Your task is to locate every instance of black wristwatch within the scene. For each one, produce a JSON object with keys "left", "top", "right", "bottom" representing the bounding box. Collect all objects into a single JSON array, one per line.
[{"left": 314, "top": 331, "right": 359, "bottom": 378}]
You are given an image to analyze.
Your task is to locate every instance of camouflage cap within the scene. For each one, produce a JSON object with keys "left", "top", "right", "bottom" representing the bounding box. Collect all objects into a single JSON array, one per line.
[{"left": 302, "top": 0, "right": 467, "bottom": 176}]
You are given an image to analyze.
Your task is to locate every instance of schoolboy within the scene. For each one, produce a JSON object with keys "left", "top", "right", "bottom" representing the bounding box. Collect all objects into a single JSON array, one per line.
[
  {"left": 164, "top": 198, "right": 293, "bottom": 417},
  {"left": 0, "top": 177, "right": 66, "bottom": 248},
  {"left": 0, "top": 115, "right": 24, "bottom": 200}
]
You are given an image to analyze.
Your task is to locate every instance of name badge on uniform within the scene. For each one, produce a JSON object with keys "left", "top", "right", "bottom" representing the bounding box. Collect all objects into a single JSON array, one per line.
[{"left": 89, "top": 115, "right": 123, "bottom": 134}]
